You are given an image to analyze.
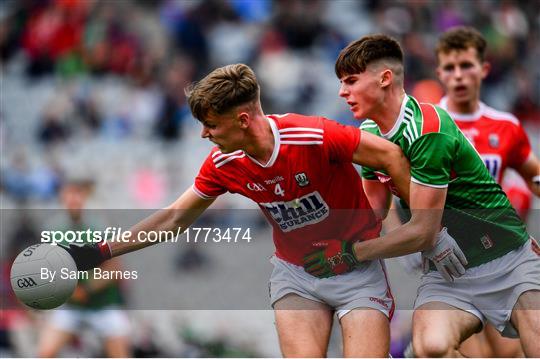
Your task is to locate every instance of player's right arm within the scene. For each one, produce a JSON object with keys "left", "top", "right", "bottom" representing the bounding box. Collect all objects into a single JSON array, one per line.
[
  {"left": 509, "top": 122, "right": 540, "bottom": 196},
  {"left": 516, "top": 153, "right": 540, "bottom": 196},
  {"left": 66, "top": 151, "right": 225, "bottom": 270},
  {"left": 64, "top": 188, "right": 215, "bottom": 270}
]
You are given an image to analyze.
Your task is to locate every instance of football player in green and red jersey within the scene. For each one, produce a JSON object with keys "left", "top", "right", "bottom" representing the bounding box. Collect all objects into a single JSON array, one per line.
[{"left": 317, "top": 34, "right": 540, "bottom": 357}]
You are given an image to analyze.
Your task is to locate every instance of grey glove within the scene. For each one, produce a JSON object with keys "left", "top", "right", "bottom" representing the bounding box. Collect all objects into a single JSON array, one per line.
[{"left": 422, "top": 227, "right": 468, "bottom": 282}]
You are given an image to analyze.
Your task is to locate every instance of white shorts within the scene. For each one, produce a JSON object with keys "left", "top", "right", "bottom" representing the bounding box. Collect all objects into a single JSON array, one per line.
[
  {"left": 415, "top": 239, "right": 540, "bottom": 338},
  {"left": 269, "top": 256, "right": 394, "bottom": 320},
  {"left": 48, "top": 306, "right": 130, "bottom": 338}
]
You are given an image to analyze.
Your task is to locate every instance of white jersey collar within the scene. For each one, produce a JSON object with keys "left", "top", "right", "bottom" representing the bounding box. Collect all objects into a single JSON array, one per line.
[
  {"left": 439, "top": 96, "right": 485, "bottom": 121},
  {"left": 246, "top": 116, "right": 280, "bottom": 168},
  {"left": 381, "top": 94, "right": 410, "bottom": 139}
]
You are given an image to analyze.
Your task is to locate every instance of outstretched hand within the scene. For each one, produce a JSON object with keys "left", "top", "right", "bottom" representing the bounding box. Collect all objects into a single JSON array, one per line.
[{"left": 58, "top": 241, "right": 112, "bottom": 271}]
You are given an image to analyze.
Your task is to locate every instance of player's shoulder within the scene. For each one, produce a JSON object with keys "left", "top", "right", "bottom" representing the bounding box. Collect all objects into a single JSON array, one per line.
[
  {"left": 481, "top": 103, "right": 521, "bottom": 127},
  {"left": 359, "top": 119, "right": 379, "bottom": 134},
  {"left": 268, "top": 113, "right": 324, "bottom": 129},
  {"left": 406, "top": 97, "right": 449, "bottom": 136},
  {"left": 206, "top": 148, "right": 246, "bottom": 169},
  {"left": 268, "top": 113, "right": 325, "bottom": 145}
]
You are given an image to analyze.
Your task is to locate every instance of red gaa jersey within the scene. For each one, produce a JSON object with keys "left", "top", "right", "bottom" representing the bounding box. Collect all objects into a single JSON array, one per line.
[
  {"left": 193, "top": 113, "right": 381, "bottom": 265},
  {"left": 440, "top": 97, "right": 532, "bottom": 184}
]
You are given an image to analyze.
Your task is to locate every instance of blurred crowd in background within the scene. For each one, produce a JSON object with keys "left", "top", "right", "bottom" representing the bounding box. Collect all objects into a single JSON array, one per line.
[
  {"left": 1, "top": 0, "right": 539, "bottom": 206},
  {"left": 1, "top": 0, "right": 539, "bottom": 357}
]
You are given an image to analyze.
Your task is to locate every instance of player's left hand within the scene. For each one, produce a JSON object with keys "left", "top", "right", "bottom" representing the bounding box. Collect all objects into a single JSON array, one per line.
[
  {"left": 422, "top": 227, "right": 468, "bottom": 282},
  {"left": 303, "top": 240, "right": 362, "bottom": 278}
]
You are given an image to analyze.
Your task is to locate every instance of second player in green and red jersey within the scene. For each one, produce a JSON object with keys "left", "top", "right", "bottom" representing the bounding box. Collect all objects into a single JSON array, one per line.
[{"left": 360, "top": 95, "right": 528, "bottom": 267}]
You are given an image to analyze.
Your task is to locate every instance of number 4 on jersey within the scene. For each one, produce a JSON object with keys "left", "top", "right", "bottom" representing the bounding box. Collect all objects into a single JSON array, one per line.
[{"left": 274, "top": 183, "right": 285, "bottom": 197}]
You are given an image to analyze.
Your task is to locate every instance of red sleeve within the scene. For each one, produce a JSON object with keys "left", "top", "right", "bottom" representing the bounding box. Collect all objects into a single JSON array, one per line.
[
  {"left": 509, "top": 123, "right": 532, "bottom": 168},
  {"left": 193, "top": 153, "right": 227, "bottom": 199},
  {"left": 321, "top": 117, "right": 361, "bottom": 163}
]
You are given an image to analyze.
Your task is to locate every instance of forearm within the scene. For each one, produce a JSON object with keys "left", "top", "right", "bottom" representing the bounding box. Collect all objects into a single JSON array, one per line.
[
  {"left": 353, "top": 220, "right": 434, "bottom": 261},
  {"left": 518, "top": 154, "right": 540, "bottom": 196},
  {"left": 355, "top": 182, "right": 447, "bottom": 261},
  {"left": 64, "top": 189, "right": 213, "bottom": 271},
  {"left": 109, "top": 207, "right": 198, "bottom": 257},
  {"left": 108, "top": 189, "right": 212, "bottom": 257}
]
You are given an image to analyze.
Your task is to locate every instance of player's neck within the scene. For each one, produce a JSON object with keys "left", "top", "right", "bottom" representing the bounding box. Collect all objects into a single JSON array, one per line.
[
  {"left": 244, "top": 117, "right": 275, "bottom": 164},
  {"left": 446, "top": 98, "right": 480, "bottom": 115},
  {"left": 373, "top": 91, "right": 406, "bottom": 134}
]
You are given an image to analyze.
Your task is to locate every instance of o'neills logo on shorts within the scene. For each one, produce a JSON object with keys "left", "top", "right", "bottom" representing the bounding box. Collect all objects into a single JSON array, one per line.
[{"left": 260, "top": 191, "right": 329, "bottom": 232}]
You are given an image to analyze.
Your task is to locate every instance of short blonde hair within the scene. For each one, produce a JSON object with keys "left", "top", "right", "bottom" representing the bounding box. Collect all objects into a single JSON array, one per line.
[{"left": 186, "top": 63, "right": 260, "bottom": 121}]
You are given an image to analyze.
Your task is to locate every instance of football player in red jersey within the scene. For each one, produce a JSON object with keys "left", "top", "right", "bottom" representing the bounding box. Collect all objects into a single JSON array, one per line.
[{"left": 436, "top": 26, "right": 540, "bottom": 358}]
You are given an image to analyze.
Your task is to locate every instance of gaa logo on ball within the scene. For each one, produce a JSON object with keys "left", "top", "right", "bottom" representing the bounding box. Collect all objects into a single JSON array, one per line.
[
  {"left": 16, "top": 277, "right": 38, "bottom": 288},
  {"left": 10, "top": 244, "right": 78, "bottom": 310}
]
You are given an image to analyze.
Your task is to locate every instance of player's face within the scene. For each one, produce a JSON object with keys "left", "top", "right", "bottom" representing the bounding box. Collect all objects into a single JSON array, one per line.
[
  {"left": 200, "top": 113, "right": 246, "bottom": 153},
  {"left": 338, "top": 70, "right": 383, "bottom": 120},
  {"left": 437, "top": 47, "right": 489, "bottom": 108}
]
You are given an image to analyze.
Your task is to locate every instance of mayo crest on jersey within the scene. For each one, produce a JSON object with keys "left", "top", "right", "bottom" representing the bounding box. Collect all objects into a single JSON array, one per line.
[
  {"left": 193, "top": 113, "right": 381, "bottom": 265},
  {"left": 361, "top": 95, "right": 529, "bottom": 268},
  {"left": 439, "top": 97, "right": 532, "bottom": 184}
]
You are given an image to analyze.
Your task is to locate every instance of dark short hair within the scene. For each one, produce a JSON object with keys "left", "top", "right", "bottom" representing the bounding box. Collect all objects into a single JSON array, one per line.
[
  {"left": 335, "top": 34, "right": 403, "bottom": 78},
  {"left": 436, "top": 26, "right": 487, "bottom": 62},
  {"left": 185, "top": 63, "right": 260, "bottom": 121}
]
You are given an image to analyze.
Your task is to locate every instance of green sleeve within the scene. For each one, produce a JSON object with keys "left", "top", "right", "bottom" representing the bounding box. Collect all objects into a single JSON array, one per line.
[{"left": 409, "top": 133, "right": 456, "bottom": 187}]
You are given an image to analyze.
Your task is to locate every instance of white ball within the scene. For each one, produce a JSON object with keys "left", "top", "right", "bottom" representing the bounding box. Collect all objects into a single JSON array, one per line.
[{"left": 10, "top": 244, "right": 78, "bottom": 310}]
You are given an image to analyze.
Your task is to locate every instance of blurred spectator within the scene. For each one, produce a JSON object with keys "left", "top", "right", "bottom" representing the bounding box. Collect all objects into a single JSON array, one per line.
[
  {"left": 0, "top": 212, "right": 39, "bottom": 357},
  {"left": 38, "top": 112, "right": 70, "bottom": 144},
  {"left": 272, "top": 0, "right": 326, "bottom": 49},
  {"left": 1, "top": 151, "right": 63, "bottom": 202},
  {"left": 37, "top": 179, "right": 132, "bottom": 357},
  {"left": 155, "top": 55, "right": 194, "bottom": 141},
  {"left": 21, "top": 0, "right": 90, "bottom": 78},
  {"left": 72, "top": 86, "right": 103, "bottom": 133},
  {"left": 1, "top": 151, "right": 35, "bottom": 202}
]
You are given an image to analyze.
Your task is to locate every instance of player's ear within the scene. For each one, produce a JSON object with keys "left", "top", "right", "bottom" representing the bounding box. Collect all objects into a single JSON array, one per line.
[
  {"left": 237, "top": 112, "right": 250, "bottom": 129},
  {"left": 481, "top": 61, "right": 490, "bottom": 80},
  {"left": 380, "top": 69, "right": 393, "bottom": 88}
]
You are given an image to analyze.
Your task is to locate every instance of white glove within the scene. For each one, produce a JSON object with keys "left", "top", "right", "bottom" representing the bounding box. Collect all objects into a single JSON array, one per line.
[{"left": 422, "top": 227, "right": 468, "bottom": 282}]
